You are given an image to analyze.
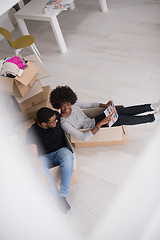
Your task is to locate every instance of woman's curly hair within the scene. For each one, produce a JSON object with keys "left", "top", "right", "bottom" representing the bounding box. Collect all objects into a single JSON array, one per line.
[{"left": 50, "top": 85, "right": 78, "bottom": 109}]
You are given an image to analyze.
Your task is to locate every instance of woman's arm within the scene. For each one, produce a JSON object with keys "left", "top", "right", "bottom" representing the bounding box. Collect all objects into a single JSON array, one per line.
[
  {"left": 62, "top": 121, "right": 93, "bottom": 142},
  {"left": 99, "top": 100, "right": 112, "bottom": 108},
  {"left": 76, "top": 100, "right": 113, "bottom": 109},
  {"left": 91, "top": 116, "right": 111, "bottom": 135},
  {"left": 61, "top": 116, "right": 111, "bottom": 142}
]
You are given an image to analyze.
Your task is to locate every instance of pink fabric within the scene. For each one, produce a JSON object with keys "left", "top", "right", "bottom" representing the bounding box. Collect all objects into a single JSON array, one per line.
[{"left": 5, "top": 56, "right": 26, "bottom": 69}]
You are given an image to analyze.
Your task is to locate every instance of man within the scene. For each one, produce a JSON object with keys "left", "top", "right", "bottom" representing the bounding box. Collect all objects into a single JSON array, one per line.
[{"left": 26, "top": 107, "right": 74, "bottom": 213}]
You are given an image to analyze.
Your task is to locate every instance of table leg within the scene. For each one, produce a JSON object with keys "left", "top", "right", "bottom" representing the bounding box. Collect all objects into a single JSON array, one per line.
[
  {"left": 99, "top": 0, "right": 108, "bottom": 12},
  {"left": 15, "top": 17, "right": 31, "bottom": 37},
  {"left": 50, "top": 16, "right": 67, "bottom": 54}
]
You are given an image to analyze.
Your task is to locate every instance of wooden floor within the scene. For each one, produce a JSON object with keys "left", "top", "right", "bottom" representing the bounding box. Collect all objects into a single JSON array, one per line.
[{"left": 0, "top": 0, "right": 160, "bottom": 239}]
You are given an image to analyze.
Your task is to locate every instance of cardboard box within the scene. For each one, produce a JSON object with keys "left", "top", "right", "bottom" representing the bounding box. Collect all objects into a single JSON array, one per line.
[
  {"left": 15, "top": 80, "right": 46, "bottom": 112},
  {"left": 24, "top": 54, "right": 49, "bottom": 80},
  {"left": 0, "top": 62, "right": 38, "bottom": 97},
  {"left": 25, "top": 85, "right": 55, "bottom": 119},
  {"left": 70, "top": 126, "right": 126, "bottom": 148},
  {"left": 69, "top": 107, "right": 127, "bottom": 148}
]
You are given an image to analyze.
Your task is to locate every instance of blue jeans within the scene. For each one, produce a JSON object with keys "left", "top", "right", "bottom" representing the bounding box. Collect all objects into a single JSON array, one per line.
[{"left": 39, "top": 147, "right": 73, "bottom": 197}]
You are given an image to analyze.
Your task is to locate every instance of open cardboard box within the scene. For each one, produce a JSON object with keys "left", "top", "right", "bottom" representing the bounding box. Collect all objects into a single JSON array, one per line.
[
  {"left": 69, "top": 107, "right": 127, "bottom": 148},
  {"left": 0, "top": 62, "right": 38, "bottom": 97},
  {"left": 24, "top": 54, "right": 49, "bottom": 80}
]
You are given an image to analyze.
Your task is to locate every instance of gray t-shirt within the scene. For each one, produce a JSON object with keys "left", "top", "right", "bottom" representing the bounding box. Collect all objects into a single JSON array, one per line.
[{"left": 61, "top": 101, "right": 99, "bottom": 141}]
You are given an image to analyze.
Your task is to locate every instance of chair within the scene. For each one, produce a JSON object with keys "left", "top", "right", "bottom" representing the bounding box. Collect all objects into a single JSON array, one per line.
[{"left": 0, "top": 27, "right": 42, "bottom": 63}]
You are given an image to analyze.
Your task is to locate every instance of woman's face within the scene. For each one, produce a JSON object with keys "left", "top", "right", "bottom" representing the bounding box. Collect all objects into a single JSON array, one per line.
[{"left": 60, "top": 102, "right": 72, "bottom": 115}]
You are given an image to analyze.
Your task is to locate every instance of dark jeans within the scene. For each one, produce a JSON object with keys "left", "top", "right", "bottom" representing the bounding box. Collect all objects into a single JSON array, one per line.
[{"left": 95, "top": 104, "right": 155, "bottom": 127}]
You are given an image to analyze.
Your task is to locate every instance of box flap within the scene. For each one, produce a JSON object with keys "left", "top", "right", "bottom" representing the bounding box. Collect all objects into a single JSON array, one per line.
[
  {"left": 0, "top": 76, "right": 14, "bottom": 94},
  {"left": 24, "top": 54, "right": 50, "bottom": 80},
  {"left": 15, "top": 80, "right": 43, "bottom": 103},
  {"left": 15, "top": 62, "right": 38, "bottom": 86}
]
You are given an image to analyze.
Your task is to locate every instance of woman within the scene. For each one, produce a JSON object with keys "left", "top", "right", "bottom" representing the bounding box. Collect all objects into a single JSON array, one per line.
[{"left": 50, "top": 86, "right": 160, "bottom": 142}]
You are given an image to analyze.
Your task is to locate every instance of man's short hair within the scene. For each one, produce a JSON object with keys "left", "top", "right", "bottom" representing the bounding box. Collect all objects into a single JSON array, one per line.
[{"left": 37, "top": 107, "right": 55, "bottom": 123}]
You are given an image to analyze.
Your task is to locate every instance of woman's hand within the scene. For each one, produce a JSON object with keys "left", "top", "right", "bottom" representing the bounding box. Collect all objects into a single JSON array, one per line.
[
  {"left": 100, "top": 115, "right": 112, "bottom": 126},
  {"left": 99, "top": 100, "right": 112, "bottom": 109},
  {"left": 91, "top": 115, "right": 112, "bottom": 135},
  {"left": 106, "top": 100, "right": 112, "bottom": 107}
]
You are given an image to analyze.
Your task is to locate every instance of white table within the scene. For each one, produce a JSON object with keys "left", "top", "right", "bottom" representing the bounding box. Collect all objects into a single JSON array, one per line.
[{"left": 14, "top": 0, "right": 75, "bottom": 54}]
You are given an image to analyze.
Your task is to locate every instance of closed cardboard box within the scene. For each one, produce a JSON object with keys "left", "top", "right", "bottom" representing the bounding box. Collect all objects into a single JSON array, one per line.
[
  {"left": 15, "top": 80, "right": 45, "bottom": 111},
  {"left": 25, "top": 85, "right": 55, "bottom": 119},
  {"left": 0, "top": 62, "right": 38, "bottom": 97}
]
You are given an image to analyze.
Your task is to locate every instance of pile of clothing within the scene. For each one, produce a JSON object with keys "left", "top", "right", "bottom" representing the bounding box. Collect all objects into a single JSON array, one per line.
[{"left": 0, "top": 56, "right": 28, "bottom": 78}]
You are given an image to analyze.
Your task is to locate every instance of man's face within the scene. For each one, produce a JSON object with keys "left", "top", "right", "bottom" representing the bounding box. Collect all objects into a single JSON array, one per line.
[{"left": 46, "top": 114, "right": 58, "bottom": 128}]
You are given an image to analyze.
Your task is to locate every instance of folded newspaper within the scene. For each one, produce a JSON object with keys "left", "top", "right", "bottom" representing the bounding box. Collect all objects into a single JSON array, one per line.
[{"left": 104, "top": 102, "right": 118, "bottom": 127}]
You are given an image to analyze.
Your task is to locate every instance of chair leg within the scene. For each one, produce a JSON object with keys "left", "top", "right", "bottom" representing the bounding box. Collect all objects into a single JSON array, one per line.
[
  {"left": 15, "top": 47, "right": 43, "bottom": 65},
  {"left": 30, "top": 44, "right": 43, "bottom": 64},
  {"left": 31, "top": 43, "right": 40, "bottom": 56},
  {"left": 15, "top": 49, "right": 22, "bottom": 55}
]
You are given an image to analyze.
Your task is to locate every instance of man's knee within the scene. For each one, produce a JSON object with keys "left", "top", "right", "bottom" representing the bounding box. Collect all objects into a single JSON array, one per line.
[{"left": 59, "top": 148, "right": 74, "bottom": 167}]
